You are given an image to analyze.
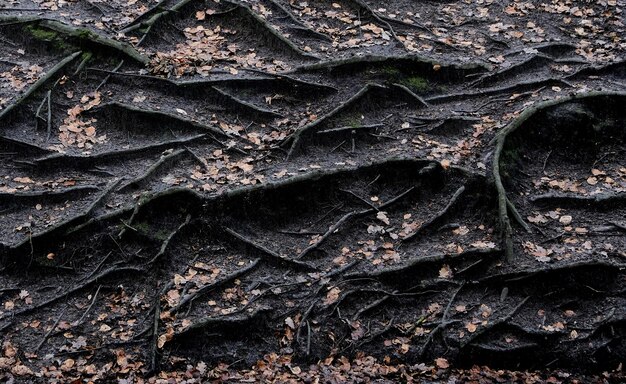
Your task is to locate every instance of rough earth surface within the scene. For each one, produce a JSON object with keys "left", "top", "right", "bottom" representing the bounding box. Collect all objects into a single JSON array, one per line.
[{"left": 0, "top": 0, "right": 625, "bottom": 382}]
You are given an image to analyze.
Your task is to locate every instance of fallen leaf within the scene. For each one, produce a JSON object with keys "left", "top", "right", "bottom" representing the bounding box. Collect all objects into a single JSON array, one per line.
[
  {"left": 324, "top": 287, "right": 341, "bottom": 305},
  {"left": 435, "top": 357, "right": 449, "bottom": 369}
]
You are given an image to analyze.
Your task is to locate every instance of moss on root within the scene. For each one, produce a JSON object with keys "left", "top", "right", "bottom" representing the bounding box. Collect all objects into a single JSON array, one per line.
[
  {"left": 400, "top": 76, "right": 430, "bottom": 93},
  {"left": 25, "top": 25, "right": 74, "bottom": 51}
]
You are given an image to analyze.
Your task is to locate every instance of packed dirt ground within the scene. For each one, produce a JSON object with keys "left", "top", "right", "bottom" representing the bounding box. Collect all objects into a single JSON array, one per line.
[{"left": 0, "top": 0, "right": 625, "bottom": 382}]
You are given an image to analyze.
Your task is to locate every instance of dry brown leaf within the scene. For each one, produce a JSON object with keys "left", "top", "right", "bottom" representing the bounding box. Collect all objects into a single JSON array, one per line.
[{"left": 324, "top": 287, "right": 341, "bottom": 305}]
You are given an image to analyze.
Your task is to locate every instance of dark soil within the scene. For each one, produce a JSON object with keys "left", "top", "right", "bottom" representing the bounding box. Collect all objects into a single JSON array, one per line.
[{"left": 0, "top": 0, "right": 625, "bottom": 382}]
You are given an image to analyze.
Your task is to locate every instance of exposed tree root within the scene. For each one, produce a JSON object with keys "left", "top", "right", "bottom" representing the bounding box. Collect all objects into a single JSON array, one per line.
[
  {"left": 0, "top": 51, "right": 81, "bottom": 121},
  {"left": 7, "top": 179, "right": 121, "bottom": 252},
  {"left": 148, "top": 215, "right": 192, "bottom": 264},
  {"left": 296, "top": 210, "right": 362, "bottom": 259},
  {"left": 35, "top": 306, "right": 67, "bottom": 351},
  {"left": 89, "top": 68, "right": 337, "bottom": 99},
  {"left": 0, "top": 265, "right": 143, "bottom": 325},
  {"left": 173, "top": 307, "right": 269, "bottom": 339},
  {"left": 402, "top": 185, "right": 466, "bottom": 242},
  {"left": 468, "top": 54, "right": 556, "bottom": 88},
  {"left": 119, "top": 0, "right": 177, "bottom": 33},
  {"left": 90, "top": 101, "right": 229, "bottom": 138},
  {"left": 211, "top": 86, "right": 283, "bottom": 118},
  {"left": 223, "top": 0, "right": 320, "bottom": 61},
  {"left": 343, "top": 0, "right": 403, "bottom": 47},
  {"left": 417, "top": 283, "right": 465, "bottom": 357},
  {"left": 426, "top": 77, "right": 572, "bottom": 104},
  {"left": 492, "top": 90, "right": 626, "bottom": 262},
  {"left": 506, "top": 198, "right": 531, "bottom": 233},
  {"left": 118, "top": 148, "right": 187, "bottom": 192},
  {"left": 391, "top": 83, "right": 430, "bottom": 107},
  {"left": 529, "top": 192, "right": 626, "bottom": 206},
  {"left": 34, "top": 134, "right": 206, "bottom": 166},
  {"left": 459, "top": 296, "right": 530, "bottom": 348},
  {"left": 285, "top": 83, "right": 386, "bottom": 158},
  {"left": 378, "top": 14, "right": 430, "bottom": 34},
  {"left": 180, "top": 73, "right": 338, "bottom": 93},
  {"left": 66, "top": 206, "right": 132, "bottom": 236},
  {"left": 317, "top": 123, "right": 383, "bottom": 134},
  {"left": 264, "top": 0, "right": 332, "bottom": 41},
  {"left": 347, "top": 248, "right": 501, "bottom": 279},
  {"left": 296, "top": 185, "right": 419, "bottom": 259},
  {"left": 224, "top": 227, "right": 317, "bottom": 271},
  {"left": 0, "top": 16, "right": 148, "bottom": 64},
  {"left": 351, "top": 294, "right": 392, "bottom": 321},
  {"left": 0, "top": 185, "right": 100, "bottom": 201},
  {"left": 96, "top": 59, "right": 124, "bottom": 91},
  {"left": 168, "top": 259, "right": 261, "bottom": 315},
  {"left": 477, "top": 260, "right": 626, "bottom": 285},
  {"left": 290, "top": 54, "right": 489, "bottom": 75}
]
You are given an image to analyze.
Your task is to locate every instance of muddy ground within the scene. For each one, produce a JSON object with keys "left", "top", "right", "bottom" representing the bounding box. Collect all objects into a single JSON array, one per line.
[{"left": 0, "top": 0, "right": 625, "bottom": 382}]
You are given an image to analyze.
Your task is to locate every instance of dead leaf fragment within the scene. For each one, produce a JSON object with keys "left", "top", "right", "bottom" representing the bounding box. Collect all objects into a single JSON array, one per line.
[
  {"left": 324, "top": 287, "right": 341, "bottom": 305},
  {"left": 435, "top": 357, "right": 449, "bottom": 369}
]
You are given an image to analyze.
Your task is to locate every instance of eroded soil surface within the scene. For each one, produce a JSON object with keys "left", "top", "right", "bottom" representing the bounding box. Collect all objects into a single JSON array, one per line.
[{"left": 0, "top": 0, "right": 625, "bottom": 382}]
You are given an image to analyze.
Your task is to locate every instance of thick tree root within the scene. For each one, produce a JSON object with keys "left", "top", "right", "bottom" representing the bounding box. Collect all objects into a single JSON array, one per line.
[
  {"left": 148, "top": 215, "right": 192, "bottom": 264},
  {"left": 426, "top": 77, "right": 571, "bottom": 104},
  {"left": 0, "top": 265, "right": 143, "bottom": 326},
  {"left": 0, "top": 185, "right": 100, "bottom": 201},
  {"left": 0, "top": 16, "right": 148, "bottom": 64},
  {"left": 223, "top": 0, "right": 320, "bottom": 61},
  {"left": 402, "top": 185, "right": 466, "bottom": 242},
  {"left": 264, "top": 0, "right": 332, "bottom": 42},
  {"left": 291, "top": 54, "right": 489, "bottom": 75},
  {"left": 529, "top": 192, "right": 626, "bottom": 206},
  {"left": 492, "top": 90, "right": 626, "bottom": 262},
  {"left": 90, "top": 101, "right": 229, "bottom": 138},
  {"left": 34, "top": 134, "right": 206, "bottom": 165},
  {"left": 118, "top": 148, "right": 187, "bottom": 192},
  {"left": 0, "top": 51, "right": 81, "bottom": 120},
  {"left": 346, "top": 248, "right": 501, "bottom": 279},
  {"left": 6, "top": 179, "right": 121, "bottom": 253},
  {"left": 223, "top": 227, "right": 317, "bottom": 271},
  {"left": 167, "top": 259, "right": 261, "bottom": 315},
  {"left": 285, "top": 83, "right": 386, "bottom": 158}
]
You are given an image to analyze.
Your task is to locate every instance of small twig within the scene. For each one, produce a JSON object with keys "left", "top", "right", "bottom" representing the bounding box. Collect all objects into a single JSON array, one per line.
[
  {"left": 150, "top": 300, "right": 160, "bottom": 373},
  {"left": 542, "top": 149, "right": 553, "bottom": 173},
  {"left": 46, "top": 89, "right": 52, "bottom": 142},
  {"left": 296, "top": 211, "right": 359, "bottom": 259},
  {"left": 74, "top": 285, "right": 102, "bottom": 326},
  {"left": 96, "top": 60, "right": 124, "bottom": 91},
  {"left": 417, "top": 283, "right": 464, "bottom": 357},
  {"left": 35, "top": 92, "right": 48, "bottom": 127},
  {"left": 403, "top": 185, "right": 465, "bottom": 242},
  {"left": 148, "top": 215, "right": 192, "bottom": 264},
  {"left": 306, "top": 320, "right": 312, "bottom": 356},
  {"left": 317, "top": 123, "right": 383, "bottom": 134},
  {"left": 36, "top": 306, "right": 68, "bottom": 351}
]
